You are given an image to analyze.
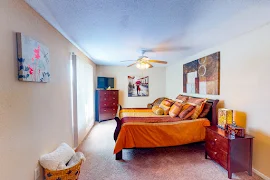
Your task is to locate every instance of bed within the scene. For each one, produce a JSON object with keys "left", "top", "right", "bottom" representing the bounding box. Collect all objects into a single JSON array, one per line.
[{"left": 113, "top": 98, "right": 219, "bottom": 160}]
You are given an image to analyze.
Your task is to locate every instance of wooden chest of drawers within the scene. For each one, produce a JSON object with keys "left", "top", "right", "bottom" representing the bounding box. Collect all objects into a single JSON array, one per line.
[
  {"left": 205, "top": 126, "right": 254, "bottom": 179},
  {"left": 95, "top": 90, "right": 118, "bottom": 122}
]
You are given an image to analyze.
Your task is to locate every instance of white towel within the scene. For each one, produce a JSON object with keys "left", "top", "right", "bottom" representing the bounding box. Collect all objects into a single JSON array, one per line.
[
  {"left": 39, "top": 143, "right": 75, "bottom": 171},
  {"left": 67, "top": 152, "right": 86, "bottom": 168}
]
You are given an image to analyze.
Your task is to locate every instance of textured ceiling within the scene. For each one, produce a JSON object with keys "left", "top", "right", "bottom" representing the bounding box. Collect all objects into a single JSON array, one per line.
[{"left": 25, "top": 0, "right": 270, "bottom": 67}]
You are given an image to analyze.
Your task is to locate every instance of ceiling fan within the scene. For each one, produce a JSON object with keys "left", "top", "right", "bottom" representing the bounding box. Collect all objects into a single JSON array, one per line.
[{"left": 121, "top": 50, "right": 167, "bottom": 70}]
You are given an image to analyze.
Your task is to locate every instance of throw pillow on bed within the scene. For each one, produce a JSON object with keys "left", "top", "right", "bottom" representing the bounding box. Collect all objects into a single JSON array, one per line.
[
  {"left": 159, "top": 99, "right": 174, "bottom": 115},
  {"left": 175, "top": 94, "right": 189, "bottom": 103},
  {"left": 186, "top": 97, "right": 207, "bottom": 119},
  {"left": 169, "top": 102, "right": 183, "bottom": 117},
  {"left": 199, "top": 102, "right": 212, "bottom": 118},
  {"left": 179, "top": 104, "right": 196, "bottom": 120},
  {"left": 152, "top": 106, "right": 164, "bottom": 115},
  {"left": 160, "top": 99, "right": 174, "bottom": 107},
  {"left": 159, "top": 103, "right": 171, "bottom": 115}
]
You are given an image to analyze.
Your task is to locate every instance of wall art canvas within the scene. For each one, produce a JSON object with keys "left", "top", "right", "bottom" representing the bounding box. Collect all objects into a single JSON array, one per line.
[
  {"left": 183, "top": 52, "right": 220, "bottom": 95},
  {"left": 128, "top": 76, "right": 149, "bottom": 97},
  {"left": 16, "top": 33, "right": 50, "bottom": 82}
]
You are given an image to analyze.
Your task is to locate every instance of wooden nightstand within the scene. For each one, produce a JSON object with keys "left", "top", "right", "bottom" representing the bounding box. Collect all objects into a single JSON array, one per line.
[{"left": 205, "top": 126, "right": 254, "bottom": 179}]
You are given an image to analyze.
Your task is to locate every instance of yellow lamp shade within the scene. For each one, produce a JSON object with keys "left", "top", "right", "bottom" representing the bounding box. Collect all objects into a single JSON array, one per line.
[{"left": 218, "top": 108, "right": 233, "bottom": 129}]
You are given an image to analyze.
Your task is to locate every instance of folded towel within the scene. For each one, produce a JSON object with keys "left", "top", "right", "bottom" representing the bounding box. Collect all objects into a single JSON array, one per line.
[
  {"left": 67, "top": 152, "right": 86, "bottom": 168},
  {"left": 40, "top": 143, "right": 75, "bottom": 171}
]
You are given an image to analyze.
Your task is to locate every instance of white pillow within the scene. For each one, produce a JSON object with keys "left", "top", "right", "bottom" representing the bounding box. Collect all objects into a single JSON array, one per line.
[
  {"left": 39, "top": 143, "right": 75, "bottom": 170},
  {"left": 67, "top": 152, "right": 86, "bottom": 168}
]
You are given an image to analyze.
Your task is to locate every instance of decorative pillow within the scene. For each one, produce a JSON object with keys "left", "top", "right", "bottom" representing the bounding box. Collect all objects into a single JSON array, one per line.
[
  {"left": 198, "top": 102, "right": 212, "bottom": 118},
  {"left": 159, "top": 103, "right": 171, "bottom": 115},
  {"left": 179, "top": 104, "right": 196, "bottom": 120},
  {"left": 169, "top": 102, "right": 183, "bottom": 118},
  {"left": 152, "top": 97, "right": 167, "bottom": 107},
  {"left": 39, "top": 143, "right": 75, "bottom": 171},
  {"left": 175, "top": 94, "right": 189, "bottom": 103},
  {"left": 160, "top": 99, "right": 175, "bottom": 107},
  {"left": 152, "top": 105, "right": 164, "bottom": 115},
  {"left": 186, "top": 97, "right": 207, "bottom": 119}
]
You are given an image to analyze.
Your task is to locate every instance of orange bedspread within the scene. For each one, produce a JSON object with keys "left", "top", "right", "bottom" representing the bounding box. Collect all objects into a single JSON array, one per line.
[{"left": 114, "top": 118, "right": 210, "bottom": 154}]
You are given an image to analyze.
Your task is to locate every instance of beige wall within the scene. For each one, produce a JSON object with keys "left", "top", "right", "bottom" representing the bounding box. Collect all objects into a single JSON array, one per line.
[
  {"left": 0, "top": 1, "right": 96, "bottom": 180},
  {"left": 166, "top": 23, "right": 270, "bottom": 179},
  {"left": 97, "top": 66, "right": 166, "bottom": 108}
]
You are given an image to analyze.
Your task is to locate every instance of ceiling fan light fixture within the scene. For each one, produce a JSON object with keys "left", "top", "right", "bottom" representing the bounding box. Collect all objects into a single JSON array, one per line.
[
  {"left": 136, "top": 62, "right": 149, "bottom": 70},
  {"left": 136, "top": 63, "right": 141, "bottom": 69}
]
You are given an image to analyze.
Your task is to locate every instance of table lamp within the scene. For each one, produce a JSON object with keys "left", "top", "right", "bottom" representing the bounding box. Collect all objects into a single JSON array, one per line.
[{"left": 218, "top": 108, "right": 233, "bottom": 129}]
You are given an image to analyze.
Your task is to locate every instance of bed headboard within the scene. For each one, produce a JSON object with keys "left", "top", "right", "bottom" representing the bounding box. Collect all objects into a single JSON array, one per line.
[{"left": 205, "top": 99, "right": 219, "bottom": 125}]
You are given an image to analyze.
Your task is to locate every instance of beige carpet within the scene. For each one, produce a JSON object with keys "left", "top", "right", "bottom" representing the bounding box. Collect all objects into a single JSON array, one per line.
[{"left": 77, "top": 120, "right": 262, "bottom": 180}]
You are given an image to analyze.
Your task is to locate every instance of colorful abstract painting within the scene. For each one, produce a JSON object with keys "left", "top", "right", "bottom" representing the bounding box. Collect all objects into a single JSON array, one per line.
[
  {"left": 183, "top": 52, "right": 220, "bottom": 95},
  {"left": 128, "top": 76, "right": 149, "bottom": 97},
  {"left": 16, "top": 33, "right": 50, "bottom": 82}
]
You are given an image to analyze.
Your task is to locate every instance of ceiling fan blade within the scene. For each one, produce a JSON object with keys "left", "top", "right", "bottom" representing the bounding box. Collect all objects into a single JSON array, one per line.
[
  {"left": 148, "top": 60, "right": 167, "bottom": 64},
  {"left": 127, "top": 63, "right": 137, "bottom": 67},
  {"left": 121, "top": 60, "right": 136, "bottom": 62}
]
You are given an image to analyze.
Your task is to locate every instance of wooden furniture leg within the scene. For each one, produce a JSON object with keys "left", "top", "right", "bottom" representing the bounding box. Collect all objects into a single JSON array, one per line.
[
  {"left": 248, "top": 139, "right": 253, "bottom": 176},
  {"left": 228, "top": 170, "right": 232, "bottom": 179},
  {"left": 116, "top": 150, "right": 122, "bottom": 160}
]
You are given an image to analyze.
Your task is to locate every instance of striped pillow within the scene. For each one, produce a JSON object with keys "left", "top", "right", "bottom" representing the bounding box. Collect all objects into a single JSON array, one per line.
[
  {"left": 160, "top": 99, "right": 175, "bottom": 107},
  {"left": 179, "top": 104, "right": 196, "bottom": 120},
  {"left": 175, "top": 95, "right": 189, "bottom": 103},
  {"left": 169, "top": 102, "right": 183, "bottom": 118},
  {"left": 198, "top": 103, "right": 212, "bottom": 118},
  {"left": 186, "top": 97, "right": 207, "bottom": 119},
  {"left": 159, "top": 103, "right": 171, "bottom": 115}
]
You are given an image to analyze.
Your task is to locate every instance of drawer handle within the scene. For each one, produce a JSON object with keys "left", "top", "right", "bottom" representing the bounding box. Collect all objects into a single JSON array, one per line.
[
  {"left": 214, "top": 138, "right": 217, "bottom": 141},
  {"left": 214, "top": 152, "right": 217, "bottom": 155},
  {"left": 104, "top": 104, "right": 106, "bottom": 106},
  {"left": 113, "top": 114, "right": 115, "bottom": 116},
  {"left": 104, "top": 109, "right": 107, "bottom": 111},
  {"left": 113, "top": 109, "right": 115, "bottom": 111},
  {"left": 104, "top": 98, "right": 106, "bottom": 100},
  {"left": 113, "top": 98, "right": 115, "bottom": 99},
  {"left": 113, "top": 103, "right": 115, "bottom": 105}
]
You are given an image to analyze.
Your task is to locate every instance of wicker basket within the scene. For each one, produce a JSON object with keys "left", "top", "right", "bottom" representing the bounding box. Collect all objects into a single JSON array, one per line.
[{"left": 44, "top": 160, "right": 83, "bottom": 180}]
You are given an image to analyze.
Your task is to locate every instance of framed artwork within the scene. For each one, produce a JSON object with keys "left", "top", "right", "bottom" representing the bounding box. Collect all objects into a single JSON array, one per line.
[
  {"left": 183, "top": 52, "right": 220, "bottom": 95},
  {"left": 128, "top": 76, "right": 149, "bottom": 97},
  {"left": 16, "top": 33, "right": 50, "bottom": 82}
]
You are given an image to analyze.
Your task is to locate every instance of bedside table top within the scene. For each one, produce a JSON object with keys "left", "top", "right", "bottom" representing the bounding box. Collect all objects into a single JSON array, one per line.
[{"left": 206, "top": 126, "right": 254, "bottom": 140}]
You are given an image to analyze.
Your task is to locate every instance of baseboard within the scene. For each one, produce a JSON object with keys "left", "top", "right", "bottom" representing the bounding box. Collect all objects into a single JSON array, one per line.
[
  {"left": 253, "top": 168, "right": 270, "bottom": 180},
  {"left": 74, "top": 124, "right": 94, "bottom": 150}
]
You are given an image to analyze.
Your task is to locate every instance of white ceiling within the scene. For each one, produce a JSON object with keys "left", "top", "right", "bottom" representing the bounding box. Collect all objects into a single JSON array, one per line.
[{"left": 25, "top": 0, "right": 270, "bottom": 67}]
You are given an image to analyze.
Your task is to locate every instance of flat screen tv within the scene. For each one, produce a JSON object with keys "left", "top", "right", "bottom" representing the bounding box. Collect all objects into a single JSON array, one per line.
[{"left": 97, "top": 77, "right": 114, "bottom": 89}]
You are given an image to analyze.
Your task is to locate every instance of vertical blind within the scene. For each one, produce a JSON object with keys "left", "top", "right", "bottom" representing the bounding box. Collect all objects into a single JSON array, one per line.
[{"left": 71, "top": 53, "right": 94, "bottom": 147}]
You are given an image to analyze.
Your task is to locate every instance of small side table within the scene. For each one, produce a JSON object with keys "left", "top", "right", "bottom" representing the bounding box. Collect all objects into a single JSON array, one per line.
[{"left": 205, "top": 126, "right": 254, "bottom": 179}]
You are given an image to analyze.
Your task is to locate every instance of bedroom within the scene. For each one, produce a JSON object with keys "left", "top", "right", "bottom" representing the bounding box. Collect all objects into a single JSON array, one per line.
[{"left": 0, "top": 0, "right": 270, "bottom": 180}]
